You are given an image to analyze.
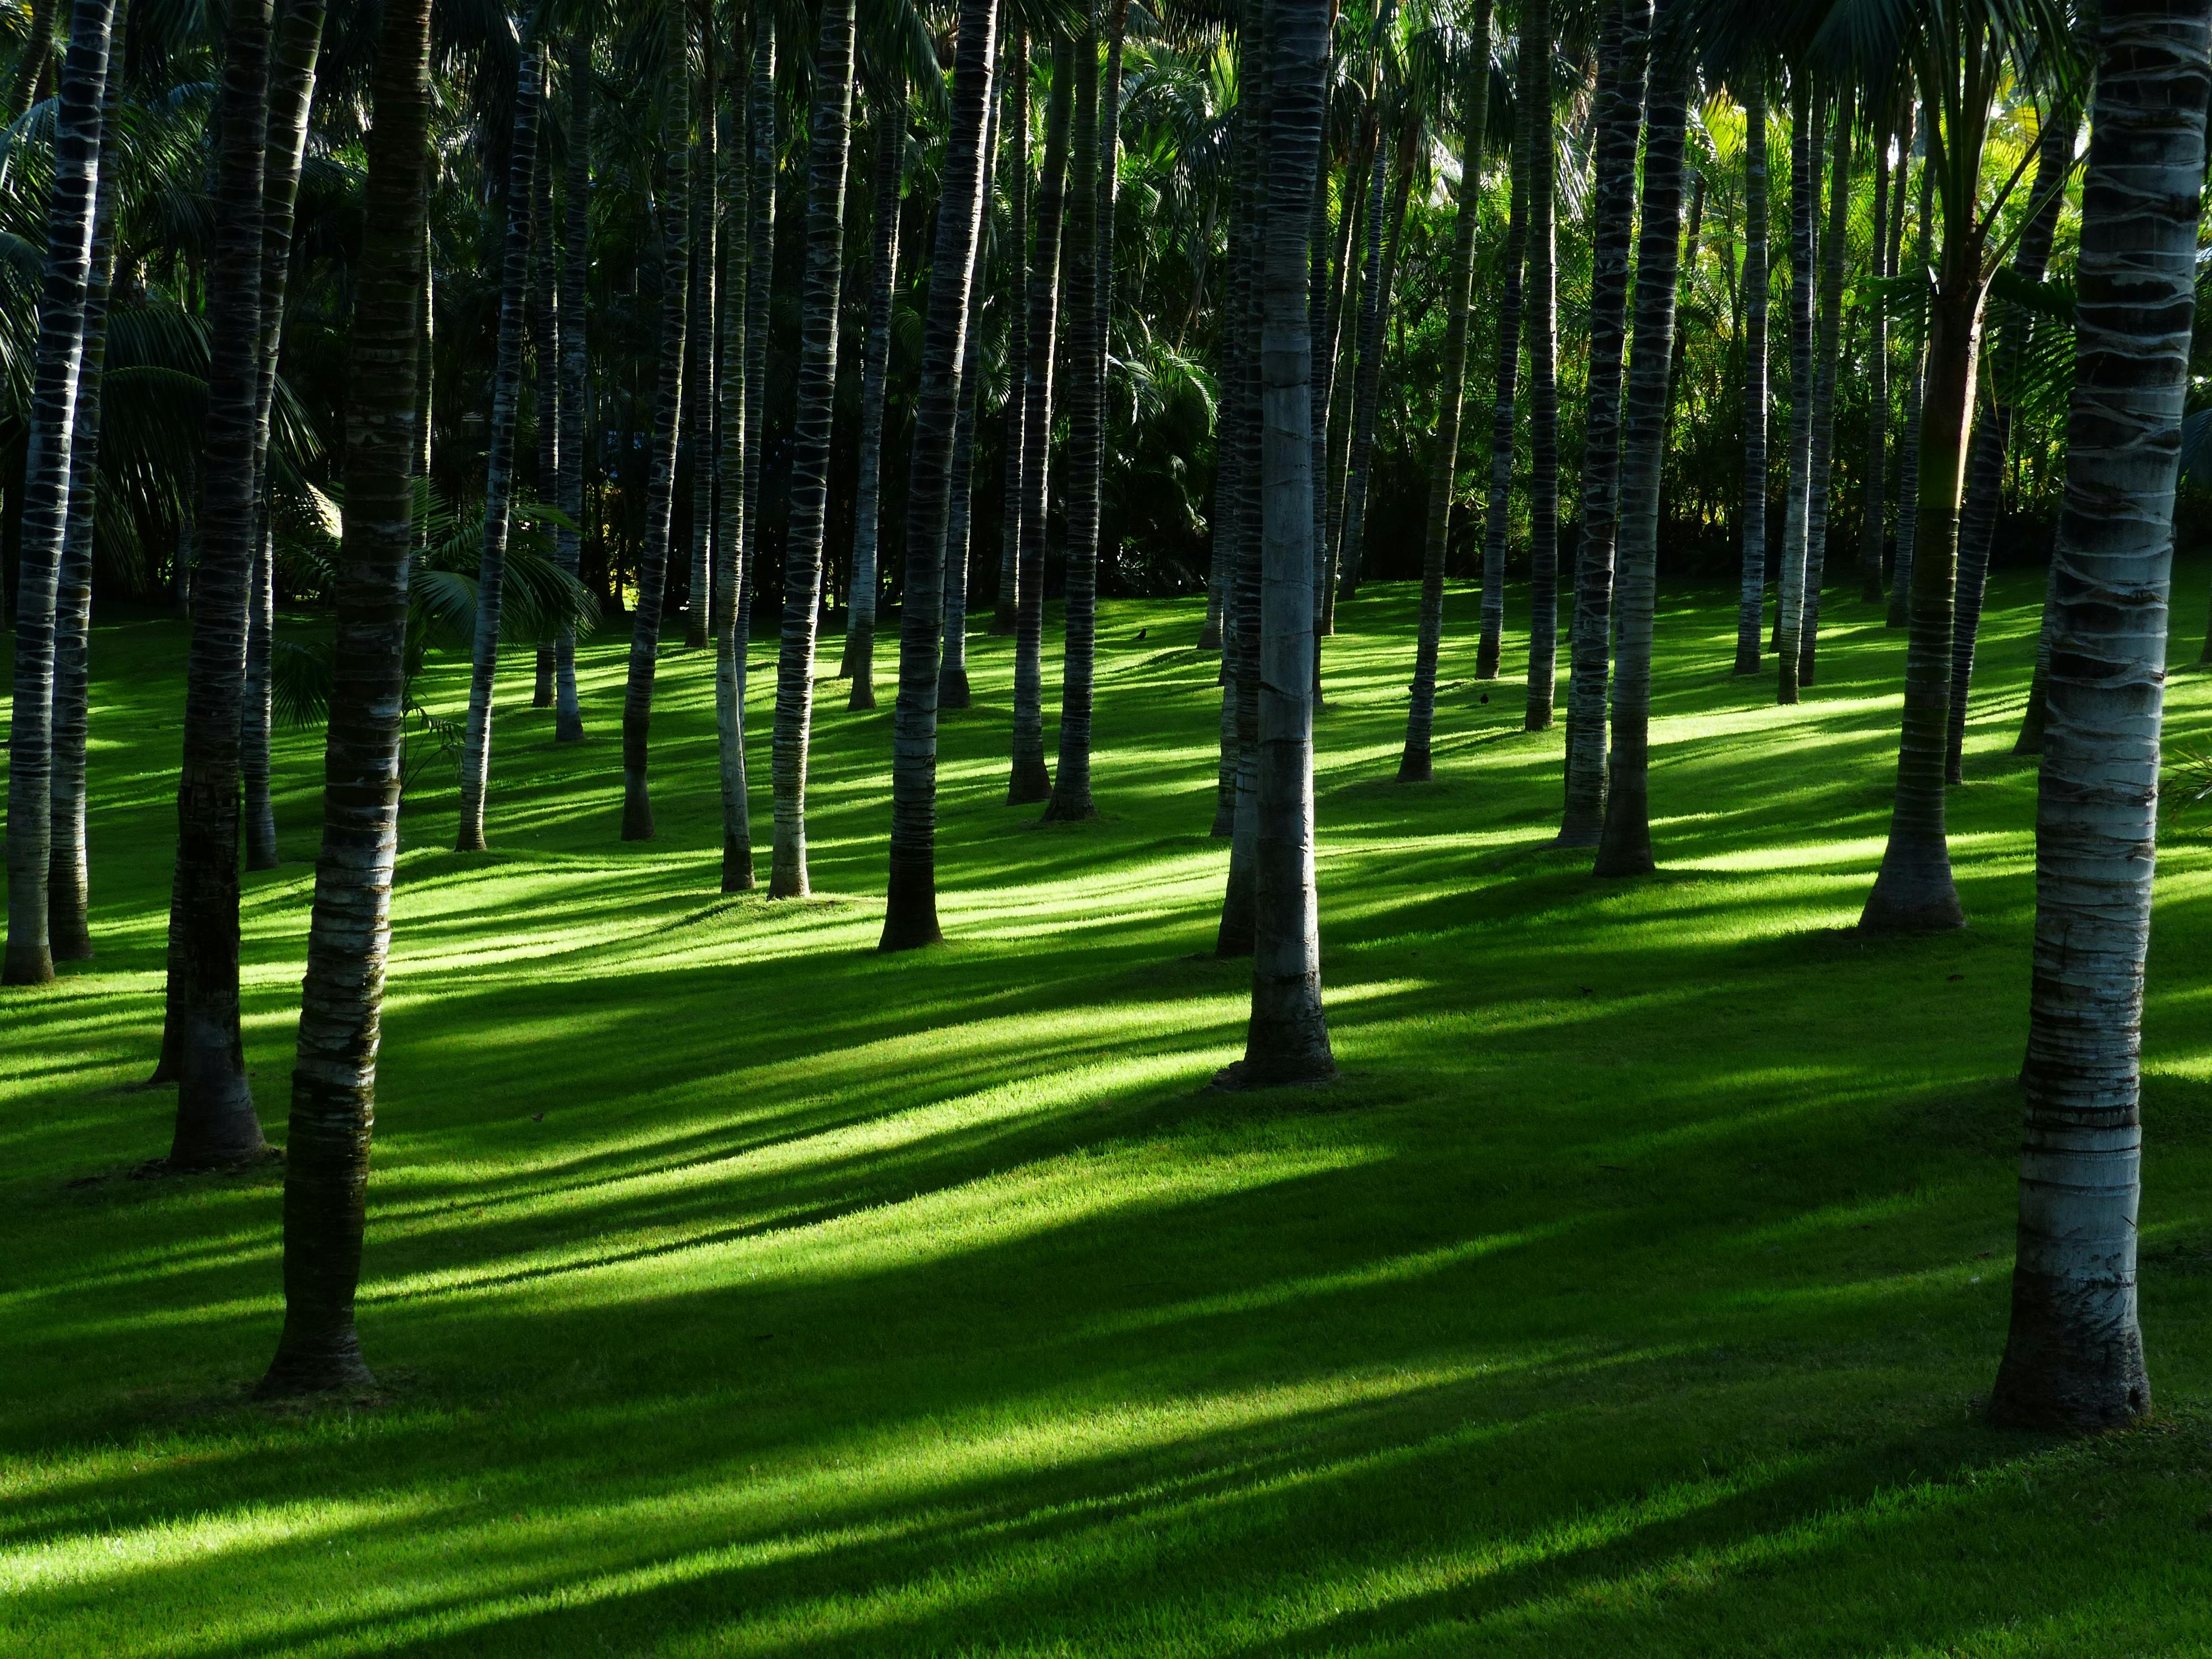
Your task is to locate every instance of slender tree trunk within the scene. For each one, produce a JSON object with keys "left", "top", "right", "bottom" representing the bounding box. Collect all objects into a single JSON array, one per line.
[
  {"left": 553, "top": 23, "right": 591, "bottom": 743},
  {"left": 455, "top": 41, "right": 542, "bottom": 851},
  {"left": 1235, "top": 0, "right": 1333, "bottom": 1088},
  {"left": 1733, "top": 77, "right": 1769, "bottom": 675},
  {"left": 1475, "top": 105, "right": 1529, "bottom": 681},
  {"left": 1554, "top": 0, "right": 1648, "bottom": 836},
  {"left": 682, "top": 38, "right": 717, "bottom": 653},
  {"left": 1774, "top": 76, "right": 1816, "bottom": 702},
  {"left": 1316, "top": 111, "right": 1373, "bottom": 644},
  {"left": 1889, "top": 133, "right": 1934, "bottom": 630},
  {"left": 938, "top": 56, "right": 1000, "bottom": 712},
  {"left": 165, "top": 0, "right": 272, "bottom": 1166},
  {"left": 530, "top": 102, "right": 560, "bottom": 707},
  {"left": 741, "top": 14, "right": 774, "bottom": 668},
  {"left": 1991, "top": 0, "right": 2205, "bottom": 1431},
  {"left": 4, "top": 0, "right": 55, "bottom": 118},
  {"left": 1334, "top": 116, "right": 1414, "bottom": 606},
  {"left": 1520, "top": 0, "right": 1560, "bottom": 731},
  {"left": 257, "top": 0, "right": 434, "bottom": 1397},
  {"left": 1858, "top": 93, "right": 1893, "bottom": 606},
  {"left": 46, "top": 12, "right": 127, "bottom": 964},
  {"left": 1303, "top": 60, "right": 1335, "bottom": 707},
  {"left": 4, "top": 0, "right": 115, "bottom": 987},
  {"left": 1946, "top": 107, "right": 2078, "bottom": 780},
  {"left": 992, "top": 23, "right": 1029, "bottom": 640},
  {"left": 1009, "top": 36, "right": 1071, "bottom": 806},
  {"left": 880, "top": 0, "right": 999, "bottom": 949},
  {"left": 768, "top": 0, "right": 855, "bottom": 894},
  {"left": 843, "top": 86, "right": 905, "bottom": 706},
  {"left": 1798, "top": 87, "right": 1852, "bottom": 688},
  {"left": 1045, "top": 15, "right": 1103, "bottom": 822},
  {"left": 1592, "top": 9, "right": 1689, "bottom": 879},
  {"left": 715, "top": 19, "right": 754, "bottom": 894}
]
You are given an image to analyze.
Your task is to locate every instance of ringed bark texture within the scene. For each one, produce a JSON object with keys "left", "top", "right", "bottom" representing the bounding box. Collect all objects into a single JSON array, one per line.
[
  {"left": 843, "top": 91, "right": 906, "bottom": 708},
  {"left": 1475, "top": 130, "right": 1530, "bottom": 681},
  {"left": 553, "top": 23, "right": 591, "bottom": 743},
  {"left": 1733, "top": 79, "right": 1768, "bottom": 676},
  {"left": 990, "top": 22, "right": 1029, "bottom": 641},
  {"left": 1774, "top": 77, "right": 1817, "bottom": 705},
  {"left": 715, "top": 27, "right": 755, "bottom": 895},
  {"left": 1519, "top": 0, "right": 1561, "bottom": 733}
]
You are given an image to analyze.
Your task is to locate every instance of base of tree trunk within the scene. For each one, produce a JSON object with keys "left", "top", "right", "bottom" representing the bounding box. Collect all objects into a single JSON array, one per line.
[
  {"left": 257, "top": 1326, "right": 377, "bottom": 1400},
  {"left": 1553, "top": 822, "right": 1601, "bottom": 851},
  {"left": 246, "top": 847, "right": 281, "bottom": 873},
  {"left": 1396, "top": 748, "right": 1432, "bottom": 783},
  {"left": 846, "top": 675, "right": 876, "bottom": 712},
  {"left": 533, "top": 647, "right": 554, "bottom": 707},
  {"left": 1594, "top": 791, "right": 1653, "bottom": 878},
  {"left": 1197, "top": 625, "right": 1222, "bottom": 653},
  {"left": 455, "top": 823, "right": 488, "bottom": 852},
  {"left": 685, "top": 622, "right": 707, "bottom": 650},
  {"left": 168, "top": 1091, "right": 269, "bottom": 1172},
  {"left": 1990, "top": 1282, "right": 2151, "bottom": 1432},
  {"left": 620, "top": 774, "right": 655, "bottom": 842},
  {"left": 1859, "top": 843, "right": 1965, "bottom": 933},
  {"left": 49, "top": 928, "right": 93, "bottom": 964},
  {"left": 555, "top": 711, "right": 585, "bottom": 743},
  {"left": 1475, "top": 648, "right": 1500, "bottom": 680},
  {"left": 938, "top": 668, "right": 972, "bottom": 709},
  {"left": 1523, "top": 708, "right": 1552, "bottom": 733},
  {"left": 1040, "top": 790, "right": 1094, "bottom": 823},
  {"left": 1210, "top": 800, "right": 1235, "bottom": 838},
  {"left": 768, "top": 849, "right": 809, "bottom": 900},
  {"left": 721, "top": 837, "right": 755, "bottom": 893},
  {"left": 1212, "top": 1053, "right": 1334, "bottom": 1091},
  {"left": 3, "top": 943, "right": 56, "bottom": 985},
  {"left": 1006, "top": 759, "right": 1052, "bottom": 806},
  {"left": 879, "top": 880, "right": 943, "bottom": 953},
  {"left": 1732, "top": 653, "right": 1760, "bottom": 676}
]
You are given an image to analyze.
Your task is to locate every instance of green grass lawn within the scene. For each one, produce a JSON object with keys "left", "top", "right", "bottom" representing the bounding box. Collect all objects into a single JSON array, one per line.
[{"left": 7, "top": 570, "right": 2212, "bottom": 1656}]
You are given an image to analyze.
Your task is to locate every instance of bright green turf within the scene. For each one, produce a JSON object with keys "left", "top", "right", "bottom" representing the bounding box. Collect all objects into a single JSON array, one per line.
[{"left": 7, "top": 571, "right": 2212, "bottom": 1657}]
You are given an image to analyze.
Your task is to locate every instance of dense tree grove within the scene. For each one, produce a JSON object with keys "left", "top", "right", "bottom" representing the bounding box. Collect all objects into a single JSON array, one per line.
[{"left": 3, "top": 0, "right": 2209, "bottom": 1438}]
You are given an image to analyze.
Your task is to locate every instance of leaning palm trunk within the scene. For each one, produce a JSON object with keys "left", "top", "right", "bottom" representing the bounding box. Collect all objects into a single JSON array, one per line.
[
  {"left": 991, "top": 22, "right": 1029, "bottom": 642},
  {"left": 1554, "top": 0, "right": 1648, "bottom": 837},
  {"left": 257, "top": 0, "right": 435, "bottom": 1397},
  {"left": 1991, "top": 0, "right": 2206, "bottom": 1432},
  {"left": 455, "top": 41, "right": 543, "bottom": 851},
  {"left": 682, "top": 39, "right": 717, "bottom": 653},
  {"left": 1888, "top": 141, "right": 1934, "bottom": 630},
  {"left": 843, "top": 87, "right": 906, "bottom": 708},
  {"left": 880, "top": 0, "right": 999, "bottom": 950},
  {"left": 1945, "top": 107, "right": 2077, "bottom": 782},
  {"left": 714, "top": 24, "right": 754, "bottom": 894},
  {"left": 1399, "top": 0, "right": 1498, "bottom": 783},
  {"left": 767, "top": 0, "right": 856, "bottom": 895},
  {"left": 552, "top": 22, "right": 591, "bottom": 743},
  {"left": 47, "top": 17, "right": 127, "bottom": 964},
  {"left": 242, "top": 0, "right": 327, "bottom": 872},
  {"left": 4, "top": 0, "right": 116, "bottom": 987},
  {"left": 1045, "top": 14, "right": 1103, "bottom": 823},
  {"left": 1316, "top": 112, "right": 1373, "bottom": 643},
  {"left": 1008, "top": 37, "right": 1072, "bottom": 806},
  {"left": 1732, "top": 77, "right": 1768, "bottom": 675},
  {"left": 165, "top": 0, "right": 273, "bottom": 1166},
  {"left": 1773, "top": 78, "right": 1816, "bottom": 703},
  {"left": 1475, "top": 106, "right": 1530, "bottom": 681},
  {"left": 1797, "top": 89, "right": 1852, "bottom": 689},
  {"left": 1591, "top": 11, "right": 1689, "bottom": 879},
  {"left": 4, "top": 0, "right": 55, "bottom": 117},
  {"left": 1519, "top": 0, "right": 1561, "bottom": 733},
  {"left": 1235, "top": 0, "right": 1333, "bottom": 1089},
  {"left": 1334, "top": 119, "right": 1414, "bottom": 607}
]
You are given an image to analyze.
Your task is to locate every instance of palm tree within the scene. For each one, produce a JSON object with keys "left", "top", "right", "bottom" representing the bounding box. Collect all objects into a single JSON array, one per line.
[
  {"left": 937, "top": 50, "right": 1004, "bottom": 713},
  {"left": 1856, "top": 85, "right": 1900, "bottom": 606},
  {"left": 1334, "top": 96, "right": 1416, "bottom": 612},
  {"left": 1400, "top": 0, "right": 1497, "bottom": 784},
  {"left": 880, "top": 0, "right": 1000, "bottom": 951},
  {"left": 1009, "top": 34, "right": 1072, "bottom": 807},
  {"left": 741, "top": 11, "right": 774, "bottom": 681},
  {"left": 1887, "top": 123, "right": 1932, "bottom": 630},
  {"left": 530, "top": 128, "right": 560, "bottom": 709},
  {"left": 1731, "top": 74, "right": 1770, "bottom": 676},
  {"left": 455, "top": 38, "right": 544, "bottom": 852},
  {"left": 257, "top": 0, "right": 437, "bottom": 1398},
  {"left": 768, "top": 0, "right": 857, "bottom": 895},
  {"left": 1592, "top": 0, "right": 1690, "bottom": 879},
  {"left": 1555, "top": 0, "right": 1649, "bottom": 838},
  {"left": 552, "top": 22, "right": 592, "bottom": 744},
  {"left": 1989, "top": 0, "right": 2205, "bottom": 1433},
  {"left": 1045, "top": 14, "right": 1103, "bottom": 823},
  {"left": 4, "top": 0, "right": 117, "bottom": 988},
  {"left": 164, "top": 0, "right": 274, "bottom": 1168},
  {"left": 1475, "top": 95, "right": 1530, "bottom": 682},
  {"left": 1944, "top": 98, "right": 2078, "bottom": 782},
  {"left": 618, "top": 11, "right": 692, "bottom": 845},
  {"left": 1796, "top": 85, "right": 1852, "bottom": 689},
  {"left": 842, "top": 78, "right": 907, "bottom": 711},
  {"left": 1233, "top": 0, "right": 1333, "bottom": 1088},
  {"left": 991, "top": 20, "right": 1030, "bottom": 642},
  {"left": 682, "top": 23, "right": 717, "bottom": 654},
  {"left": 1518, "top": 0, "right": 1560, "bottom": 733},
  {"left": 714, "top": 9, "right": 754, "bottom": 895},
  {"left": 5, "top": 0, "right": 55, "bottom": 117},
  {"left": 1773, "top": 75, "right": 1816, "bottom": 704}
]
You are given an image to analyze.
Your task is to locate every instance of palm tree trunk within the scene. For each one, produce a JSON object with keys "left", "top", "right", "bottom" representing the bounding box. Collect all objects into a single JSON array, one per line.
[
  {"left": 992, "top": 22, "right": 1029, "bottom": 641},
  {"left": 166, "top": 0, "right": 272, "bottom": 1166},
  {"left": 414, "top": 211, "right": 433, "bottom": 512},
  {"left": 938, "top": 55, "right": 1001, "bottom": 712},
  {"left": 1045, "top": 14, "right": 1103, "bottom": 823},
  {"left": 681, "top": 36, "right": 716, "bottom": 654},
  {"left": 240, "top": 0, "right": 326, "bottom": 872},
  {"left": 1236, "top": 0, "right": 1333, "bottom": 1089},
  {"left": 256, "top": 0, "right": 435, "bottom": 1397},
  {"left": 1733, "top": 76, "right": 1768, "bottom": 676},
  {"left": 1990, "top": 0, "right": 2205, "bottom": 1431},
  {"left": 46, "top": 14, "right": 127, "bottom": 964},
  {"left": 1334, "top": 116, "right": 1414, "bottom": 608},
  {"left": 767, "top": 0, "right": 855, "bottom": 894},
  {"left": 1474, "top": 102, "right": 1528, "bottom": 682},
  {"left": 741, "top": 13, "right": 774, "bottom": 671},
  {"left": 1798, "top": 87, "right": 1852, "bottom": 690},
  {"left": 1009, "top": 35, "right": 1071, "bottom": 806},
  {"left": 1520, "top": 0, "right": 1560, "bottom": 732},
  {"left": 1303, "top": 63, "right": 1335, "bottom": 706},
  {"left": 1314, "top": 111, "right": 1372, "bottom": 645},
  {"left": 5, "top": 0, "right": 116, "bottom": 987},
  {"left": 1399, "top": 0, "right": 1499, "bottom": 784},
  {"left": 1553, "top": 0, "right": 1647, "bottom": 835},
  {"left": 1592, "top": 10, "right": 1689, "bottom": 879},
  {"left": 843, "top": 86, "right": 905, "bottom": 708},
  {"left": 714, "top": 19, "right": 754, "bottom": 894},
  {"left": 531, "top": 131, "right": 560, "bottom": 705},
  {"left": 1888, "top": 132, "right": 1933, "bottom": 630},
  {"left": 1946, "top": 107, "right": 2078, "bottom": 781},
  {"left": 1774, "top": 76, "right": 1816, "bottom": 702},
  {"left": 1857, "top": 92, "right": 1893, "bottom": 606},
  {"left": 4, "top": 0, "right": 55, "bottom": 118},
  {"left": 553, "top": 22, "right": 591, "bottom": 743},
  {"left": 455, "top": 40, "right": 543, "bottom": 851},
  {"left": 880, "top": 0, "right": 1000, "bottom": 950}
]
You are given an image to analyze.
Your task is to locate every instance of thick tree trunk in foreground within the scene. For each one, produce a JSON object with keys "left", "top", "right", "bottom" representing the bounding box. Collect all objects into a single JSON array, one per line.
[
  {"left": 1774, "top": 79, "right": 1817, "bottom": 704},
  {"left": 1991, "top": 0, "right": 2206, "bottom": 1432},
  {"left": 1554, "top": 0, "right": 1648, "bottom": 836},
  {"left": 1475, "top": 97, "right": 1530, "bottom": 682},
  {"left": 456, "top": 43, "right": 542, "bottom": 851},
  {"left": 4, "top": 0, "right": 114, "bottom": 988},
  {"left": 1519, "top": 0, "right": 1561, "bottom": 732},
  {"left": 768, "top": 0, "right": 855, "bottom": 894},
  {"left": 552, "top": 23, "right": 591, "bottom": 743},
  {"left": 1733, "top": 79, "right": 1768, "bottom": 676},
  {"left": 881, "top": 0, "right": 999, "bottom": 950},
  {"left": 257, "top": 0, "right": 434, "bottom": 1398},
  {"left": 1399, "top": 0, "right": 1496, "bottom": 784},
  {"left": 843, "top": 88, "right": 905, "bottom": 708}
]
